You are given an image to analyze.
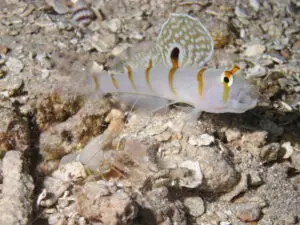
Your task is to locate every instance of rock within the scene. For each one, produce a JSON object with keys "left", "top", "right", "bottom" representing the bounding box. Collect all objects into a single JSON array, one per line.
[
  {"left": 60, "top": 109, "right": 126, "bottom": 175},
  {"left": 248, "top": 170, "right": 263, "bottom": 187},
  {"left": 280, "top": 48, "right": 291, "bottom": 60},
  {"left": 239, "top": 131, "right": 268, "bottom": 157},
  {"left": 35, "top": 93, "right": 84, "bottom": 131},
  {"left": 233, "top": 203, "right": 262, "bottom": 222},
  {"left": 220, "top": 222, "right": 231, "bottom": 225},
  {"left": 244, "top": 44, "right": 266, "bottom": 57},
  {"left": 87, "top": 31, "right": 117, "bottom": 53},
  {"left": 183, "top": 197, "right": 205, "bottom": 217},
  {"left": 260, "top": 143, "right": 280, "bottom": 162},
  {"left": 196, "top": 211, "right": 220, "bottom": 225},
  {"left": 143, "top": 187, "right": 186, "bottom": 225},
  {"left": 5, "top": 57, "right": 24, "bottom": 74},
  {"left": 259, "top": 119, "right": 283, "bottom": 137},
  {"left": 246, "top": 64, "right": 267, "bottom": 78},
  {"left": 36, "top": 52, "right": 54, "bottom": 69},
  {"left": 266, "top": 51, "right": 286, "bottom": 64},
  {"left": 287, "top": 0, "right": 300, "bottom": 18},
  {"left": 190, "top": 146, "right": 240, "bottom": 193},
  {"left": 111, "top": 43, "right": 129, "bottom": 57},
  {"left": 0, "top": 151, "right": 34, "bottom": 225},
  {"left": 220, "top": 173, "right": 248, "bottom": 202},
  {"left": 39, "top": 177, "right": 71, "bottom": 207},
  {"left": 294, "top": 85, "right": 300, "bottom": 92},
  {"left": 179, "top": 160, "right": 203, "bottom": 188},
  {"left": 46, "top": 0, "right": 70, "bottom": 14},
  {"left": 101, "top": 18, "right": 121, "bottom": 33},
  {"left": 0, "top": 77, "right": 24, "bottom": 97},
  {"left": 0, "top": 106, "right": 30, "bottom": 152},
  {"left": 39, "top": 98, "right": 111, "bottom": 166},
  {"left": 205, "top": 18, "right": 230, "bottom": 49},
  {"left": 235, "top": 5, "right": 250, "bottom": 18},
  {"left": 76, "top": 181, "right": 137, "bottom": 224},
  {"left": 292, "top": 40, "right": 300, "bottom": 53},
  {"left": 0, "top": 44, "right": 8, "bottom": 55},
  {"left": 282, "top": 142, "right": 294, "bottom": 159},
  {"left": 129, "top": 31, "right": 144, "bottom": 40},
  {"left": 224, "top": 128, "right": 242, "bottom": 142},
  {"left": 291, "top": 151, "right": 300, "bottom": 170},
  {"left": 188, "top": 133, "right": 215, "bottom": 146},
  {"left": 48, "top": 213, "right": 67, "bottom": 225},
  {"left": 52, "top": 161, "right": 87, "bottom": 182},
  {"left": 249, "top": 0, "right": 260, "bottom": 11}
]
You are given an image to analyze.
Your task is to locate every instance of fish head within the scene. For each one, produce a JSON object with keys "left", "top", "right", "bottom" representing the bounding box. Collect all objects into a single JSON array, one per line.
[{"left": 199, "top": 67, "right": 259, "bottom": 113}]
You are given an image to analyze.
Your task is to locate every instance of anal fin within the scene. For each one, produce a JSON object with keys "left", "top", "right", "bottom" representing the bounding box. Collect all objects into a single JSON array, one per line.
[{"left": 119, "top": 94, "right": 174, "bottom": 116}]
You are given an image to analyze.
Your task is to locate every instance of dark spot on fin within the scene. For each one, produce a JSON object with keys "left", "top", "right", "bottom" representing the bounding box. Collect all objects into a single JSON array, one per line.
[{"left": 170, "top": 47, "right": 179, "bottom": 68}]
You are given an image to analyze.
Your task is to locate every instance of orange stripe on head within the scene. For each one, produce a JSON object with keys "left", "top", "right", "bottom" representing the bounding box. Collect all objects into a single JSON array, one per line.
[
  {"left": 229, "top": 65, "right": 240, "bottom": 74},
  {"left": 197, "top": 68, "right": 207, "bottom": 99},
  {"left": 145, "top": 59, "right": 153, "bottom": 92},
  {"left": 221, "top": 65, "right": 240, "bottom": 102},
  {"left": 126, "top": 65, "right": 136, "bottom": 91}
]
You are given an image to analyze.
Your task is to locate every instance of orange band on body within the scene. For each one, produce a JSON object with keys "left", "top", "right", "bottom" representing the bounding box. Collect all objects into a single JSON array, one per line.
[
  {"left": 169, "top": 55, "right": 179, "bottom": 96},
  {"left": 197, "top": 68, "right": 207, "bottom": 99},
  {"left": 145, "top": 60, "right": 153, "bottom": 92},
  {"left": 111, "top": 74, "right": 119, "bottom": 89},
  {"left": 126, "top": 65, "right": 136, "bottom": 91}
]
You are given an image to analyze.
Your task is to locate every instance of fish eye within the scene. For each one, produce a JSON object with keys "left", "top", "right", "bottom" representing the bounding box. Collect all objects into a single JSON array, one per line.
[
  {"left": 223, "top": 77, "right": 230, "bottom": 84},
  {"left": 221, "top": 72, "right": 233, "bottom": 87}
]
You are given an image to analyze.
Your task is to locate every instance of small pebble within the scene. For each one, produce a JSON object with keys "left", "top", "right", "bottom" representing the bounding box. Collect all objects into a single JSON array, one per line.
[
  {"left": 111, "top": 43, "right": 129, "bottom": 57},
  {"left": 294, "top": 86, "right": 300, "bottom": 92},
  {"left": 244, "top": 44, "right": 265, "bottom": 57},
  {"left": 248, "top": 170, "right": 263, "bottom": 186},
  {"left": 183, "top": 197, "right": 205, "bottom": 217},
  {"left": 246, "top": 64, "right": 266, "bottom": 78},
  {"left": 292, "top": 40, "right": 300, "bottom": 53},
  {"left": 220, "top": 222, "right": 231, "bottom": 225},
  {"left": 0, "top": 45, "right": 9, "bottom": 55},
  {"left": 188, "top": 134, "right": 215, "bottom": 146},
  {"left": 291, "top": 151, "right": 300, "bottom": 170},
  {"left": 249, "top": 0, "right": 260, "bottom": 11},
  {"left": 129, "top": 31, "right": 144, "bottom": 40},
  {"left": 5, "top": 57, "right": 24, "bottom": 74},
  {"left": 102, "top": 18, "right": 121, "bottom": 33},
  {"left": 260, "top": 143, "right": 280, "bottom": 162},
  {"left": 52, "top": 161, "right": 87, "bottom": 182},
  {"left": 287, "top": 0, "right": 300, "bottom": 18},
  {"left": 282, "top": 142, "right": 294, "bottom": 159},
  {"left": 87, "top": 32, "right": 117, "bottom": 52},
  {"left": 235, "top": 6, "right": 249, "bottom": 18},
  {"left": 234, "top": 203, "right": 261, "bottom": 222},
  {"left": 280, "top": 48, "right": 291, "bottom": 60}
]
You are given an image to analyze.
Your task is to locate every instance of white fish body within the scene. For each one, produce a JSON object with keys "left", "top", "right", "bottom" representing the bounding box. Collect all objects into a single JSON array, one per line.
[
  {"left": 91, "top": 63, "right": 258, "bottom": 113},
  {"left": 89, "top": 13, "right": 258, "bottom": 114}
]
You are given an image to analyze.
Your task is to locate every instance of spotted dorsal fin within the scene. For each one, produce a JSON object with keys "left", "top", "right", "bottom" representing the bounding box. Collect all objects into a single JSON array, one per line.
[
  {"left": 157, "top": 13, "right": 214, "bottom": 68},
  {"left": 111, "top": 41, "right": 162, "bottom": 72},
  {"left": 111, "top": 13, "right": 214, "bottom": 72}
]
